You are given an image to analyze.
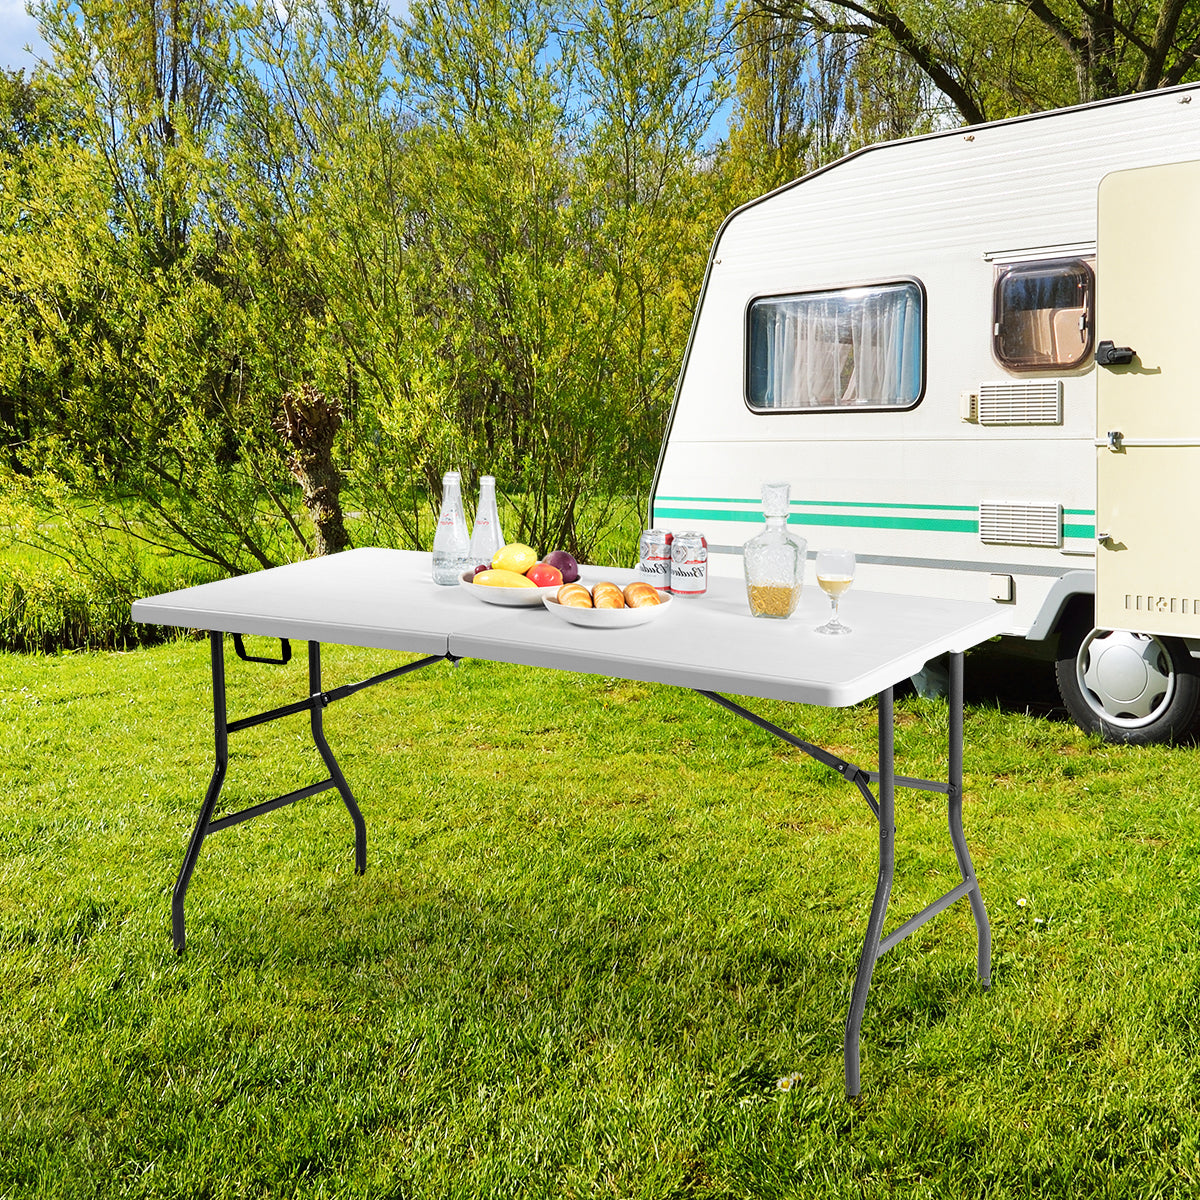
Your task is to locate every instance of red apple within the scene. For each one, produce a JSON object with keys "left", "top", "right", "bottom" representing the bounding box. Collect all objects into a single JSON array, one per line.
[{"left": 526, "top": 562, "right": 564, "bottom": 588}]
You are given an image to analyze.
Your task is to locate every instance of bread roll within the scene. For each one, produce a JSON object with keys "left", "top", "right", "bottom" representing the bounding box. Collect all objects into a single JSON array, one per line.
[
  {"left": 622, "top": 582, "right": 661, "bottom": 608},
  {"left": 591, "top": 581, "right": 625, "bottom": 609},
  {"left": 557, "top": 583, "right": 593, "bottom": 608}
]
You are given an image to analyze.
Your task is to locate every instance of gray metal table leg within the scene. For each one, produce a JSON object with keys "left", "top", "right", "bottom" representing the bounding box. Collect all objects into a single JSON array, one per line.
[
  {"left": 172, "top": 632, "right": 229, "bottom": 953},
  {"left": 701, "top": 679, "right": 988, "bottom": 1094},
  {"left": 170, "top": 637, "right": 445, "bottom": 951},
  {"left": 308, "top": 641, "right": 367, "bottom": 875},
  {"left": 844, "top": 685, "right": 896, "bottom": 1098},
  {"left": 947, "top": 650, "right": 991, "bottom": 986}
]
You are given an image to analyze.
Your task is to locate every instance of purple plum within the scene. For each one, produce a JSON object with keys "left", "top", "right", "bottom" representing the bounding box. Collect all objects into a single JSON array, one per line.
[{"left": 543, "top": 549, "right": 579, "bottom": 583}]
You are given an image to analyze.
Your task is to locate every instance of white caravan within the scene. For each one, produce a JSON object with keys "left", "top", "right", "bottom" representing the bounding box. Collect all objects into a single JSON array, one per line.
[{"left": 650, "top": 84, "right": 1200, "bottom": 743}]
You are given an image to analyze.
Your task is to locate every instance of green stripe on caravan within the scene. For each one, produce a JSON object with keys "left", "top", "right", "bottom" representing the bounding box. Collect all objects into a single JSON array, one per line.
[
  {"left": 655, "top": 499, "right": 1098, "bottom": 539},
  {"left": 655, "top": 496, "right": 979, "bottom": 513},
  {"left": 653, "top": 505, "right": 979, "bottom": 535}
]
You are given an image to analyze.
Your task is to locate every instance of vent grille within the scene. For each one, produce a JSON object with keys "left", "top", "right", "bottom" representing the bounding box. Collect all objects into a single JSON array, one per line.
[
  {"left": 977, "top": 380, "right": 1062, "bottom": 425},
  {"left": 979, "top": 502, "right": 1062, "bottom": 547}
]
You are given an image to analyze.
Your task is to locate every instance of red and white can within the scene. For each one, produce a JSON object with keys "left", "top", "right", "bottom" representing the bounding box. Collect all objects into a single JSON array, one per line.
[
  {"left": 668, "top": 531, "right": 707, "bottom": 598},
  {"left": 637, "top": 529, "right": 672, "bottom": 589}
]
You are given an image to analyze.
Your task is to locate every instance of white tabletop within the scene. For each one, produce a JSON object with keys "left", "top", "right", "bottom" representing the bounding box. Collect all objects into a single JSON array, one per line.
[
  {"left": 132, "top": 548, "right": 1008, "bottom": 707},
  {"left": 132, "top": 549, "right": 453, "bottom": 655}
]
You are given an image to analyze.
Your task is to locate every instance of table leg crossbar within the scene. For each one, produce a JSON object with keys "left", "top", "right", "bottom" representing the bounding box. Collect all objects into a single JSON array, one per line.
[
  {"left": 700, "top": 689, "right": 882, "bottom": 817},
  {"left": 172, "top": 633, "right": 449, "bottom": 953},
  {"left": 701, "top": 651, "right": 989, "bottom": 1097}
]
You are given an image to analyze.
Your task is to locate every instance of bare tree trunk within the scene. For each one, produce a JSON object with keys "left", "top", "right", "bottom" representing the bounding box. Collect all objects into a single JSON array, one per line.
[{"left": 274, "top": 383, "right": 350, "bottom": 556}]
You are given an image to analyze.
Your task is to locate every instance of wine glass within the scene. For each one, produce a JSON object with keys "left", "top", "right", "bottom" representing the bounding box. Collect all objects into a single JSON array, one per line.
[{"left": 815, "top": 549, "right": 855, "bottom": 635}]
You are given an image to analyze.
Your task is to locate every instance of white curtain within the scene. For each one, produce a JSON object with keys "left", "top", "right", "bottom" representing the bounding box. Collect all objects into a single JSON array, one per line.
[{"left": 754, "top": 284, "right": 921, "bottom": 410}]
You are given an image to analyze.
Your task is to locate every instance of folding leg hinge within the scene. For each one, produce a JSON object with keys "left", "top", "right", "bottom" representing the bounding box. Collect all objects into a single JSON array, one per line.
[{"left": 699, "top": 689, "right": 881, "bottom": 817}]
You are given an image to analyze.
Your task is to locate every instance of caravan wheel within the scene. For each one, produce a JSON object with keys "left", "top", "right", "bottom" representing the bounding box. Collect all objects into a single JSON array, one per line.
[{"left": 1055, "top": 609, "right": 1200, "bottom": 744}]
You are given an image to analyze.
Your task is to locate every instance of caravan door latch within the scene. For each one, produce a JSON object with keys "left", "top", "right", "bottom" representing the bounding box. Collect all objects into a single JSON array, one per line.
[{"left": 1095, "top": 340, "right": 1136, "bottom": 366}]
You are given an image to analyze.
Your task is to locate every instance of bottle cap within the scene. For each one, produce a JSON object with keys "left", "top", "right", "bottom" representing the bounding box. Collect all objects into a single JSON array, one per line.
[{"left": 761, "top": 481, "right": 791, "bottom": 518}]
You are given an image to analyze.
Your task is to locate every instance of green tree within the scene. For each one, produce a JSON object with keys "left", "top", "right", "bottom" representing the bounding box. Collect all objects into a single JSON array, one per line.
[
  {"left": 2, "top": 0, "right": 303, "bottom": 576},
  {"left": 728, "top": 5, "right": 825, "bottom": 194},
  {"left": 216, "top": 0, "right": 419, "bottom": 543},
  {"left": 749, "top": 0, "right": 1200, "bottom": 125},
  {"left": 3, "top": 0, "right": 736, "bottom": 619},
  {"left": 373, "top": 0, "right": 728, "bottom": 554},
  {"left": 393, "top": 0, "right": 621, "bottom": 552},
  {"left": 0, "top": 69, "right": 75, "bottom": 470}
]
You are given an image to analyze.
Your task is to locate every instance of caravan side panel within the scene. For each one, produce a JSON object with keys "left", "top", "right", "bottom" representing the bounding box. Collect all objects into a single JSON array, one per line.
[{"left": 653, "top": 87, "right": 1200, "bottom": 638}]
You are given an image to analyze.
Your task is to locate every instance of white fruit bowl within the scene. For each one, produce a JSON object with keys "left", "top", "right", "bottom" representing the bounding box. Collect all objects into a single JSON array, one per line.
[{"left": 458, "top": 570, "right": 565, "bottom": 607}]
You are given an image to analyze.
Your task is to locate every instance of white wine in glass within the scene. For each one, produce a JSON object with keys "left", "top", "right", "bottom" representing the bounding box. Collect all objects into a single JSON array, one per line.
[{"left": 815, "top": 549, "right": 855, "bottom": 635}]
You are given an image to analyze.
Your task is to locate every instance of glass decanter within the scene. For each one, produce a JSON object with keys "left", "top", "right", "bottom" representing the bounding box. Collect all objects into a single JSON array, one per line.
[{"left": 743, "top": 481, "right": 807, "bottom": 618}]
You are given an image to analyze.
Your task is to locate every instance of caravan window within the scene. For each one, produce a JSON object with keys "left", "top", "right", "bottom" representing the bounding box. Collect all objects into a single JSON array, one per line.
[
  {"left": 746, "top": 281, "right": 924, "bottom": 412},
  {"left": 993, "top": 258, "right": 1093, "bottom": 371}
]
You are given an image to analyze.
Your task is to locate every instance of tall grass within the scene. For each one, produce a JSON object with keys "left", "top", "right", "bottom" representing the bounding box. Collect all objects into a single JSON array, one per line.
[
  {"left": 3, "top": 640, "right": 1200, "bottom": 1196},
  {"left": 0, "top": 541, "right": 221, "bottom": 653},
  {"left": 0, "top": 494, "right": 646, "bottom": 653}
]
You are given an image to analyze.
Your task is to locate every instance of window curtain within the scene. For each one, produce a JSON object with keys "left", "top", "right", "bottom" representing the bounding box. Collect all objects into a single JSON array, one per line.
[{"left": 753, "top": 284, "right": 921, "bottom": 410}]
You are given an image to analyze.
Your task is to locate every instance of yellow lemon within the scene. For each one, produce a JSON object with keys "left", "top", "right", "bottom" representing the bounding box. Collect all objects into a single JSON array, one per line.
[
  {"left": 473, "top": 568, "right": 537, "bottom": 589},
  {"left": 491, "top": 543, "right": 538, "bottom": 574}
]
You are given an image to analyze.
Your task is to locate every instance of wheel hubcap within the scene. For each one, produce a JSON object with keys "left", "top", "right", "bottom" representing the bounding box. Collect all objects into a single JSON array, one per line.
[{"left": 1078, "top": 629, "right": 1175, "bottom": 727}]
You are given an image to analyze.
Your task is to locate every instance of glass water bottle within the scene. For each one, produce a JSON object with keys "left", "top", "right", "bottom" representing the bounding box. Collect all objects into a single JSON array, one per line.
[
  {"left": 431, "top": 471, "right": 471, "bottom": 585},
  {"left": 743, "top": 481, "right": 807, "bottom": 618},
  {"left": 469, "top": 475, "right": 504, "bottom": 570}
]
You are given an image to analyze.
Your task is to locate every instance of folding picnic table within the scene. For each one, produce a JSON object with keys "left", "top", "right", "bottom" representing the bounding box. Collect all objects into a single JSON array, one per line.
[{"left": 132, "top": 547, "right": 1007, "bottom": 1095}]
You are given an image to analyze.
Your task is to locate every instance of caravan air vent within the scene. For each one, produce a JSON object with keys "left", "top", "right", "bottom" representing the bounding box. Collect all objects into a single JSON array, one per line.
[
  {"left": 979, "top": 502, "right": 1062, "bottom": 547},
  {"left": 977, "top": 381, "right": 1062, "bottom": 425}
]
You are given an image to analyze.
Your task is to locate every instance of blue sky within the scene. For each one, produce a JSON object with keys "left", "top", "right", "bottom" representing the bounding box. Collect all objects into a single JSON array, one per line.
[
  {"left": 2, "top": 2, "right": 734, "bottom": 142},
  {"left": 0, "top": 1, "right": 418, "bottom": 75},
  {"left": 1, "top": 0, "right": 45, "bottom": 72}
]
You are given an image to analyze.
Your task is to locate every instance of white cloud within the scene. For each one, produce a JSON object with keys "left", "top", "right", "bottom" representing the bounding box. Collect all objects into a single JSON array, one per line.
[{"left": 0, "top": 0, "right": 46, "bottom": 74}]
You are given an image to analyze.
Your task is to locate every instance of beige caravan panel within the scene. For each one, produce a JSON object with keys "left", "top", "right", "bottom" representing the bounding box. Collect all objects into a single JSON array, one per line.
[
  {"left": 1097, "top": 446, "right": 1200, "bottom": 634},
  {"left": 1095, "top": 159, "right": 1200, "bottom": 637}
]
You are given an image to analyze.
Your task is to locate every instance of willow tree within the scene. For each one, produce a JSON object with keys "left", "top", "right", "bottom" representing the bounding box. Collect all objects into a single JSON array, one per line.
[{"left": 215, "top": 0, "right": 425, "bottom": 545}]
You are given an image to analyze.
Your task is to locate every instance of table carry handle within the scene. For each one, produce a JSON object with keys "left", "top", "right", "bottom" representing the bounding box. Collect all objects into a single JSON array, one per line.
[{"left": 232, "top": 634, "right": 293, "bottom": 665}]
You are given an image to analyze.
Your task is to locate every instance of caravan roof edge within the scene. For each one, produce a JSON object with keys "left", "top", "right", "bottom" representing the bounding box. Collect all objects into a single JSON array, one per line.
[{"left": 727, "top": 80, "right": 1200, "bottom": 218}]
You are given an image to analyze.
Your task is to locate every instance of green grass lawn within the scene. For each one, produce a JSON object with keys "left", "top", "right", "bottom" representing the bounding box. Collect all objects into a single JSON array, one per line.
[{"left": 3, "top": 640, "right": 1200, "bottom": 1198}]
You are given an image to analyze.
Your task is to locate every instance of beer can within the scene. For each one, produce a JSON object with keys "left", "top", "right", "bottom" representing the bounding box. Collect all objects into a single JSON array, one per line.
[
  {"left": 637, "top": 529, "right": 672, "bottom": 589},
  {"left": 669, "top": 531, "right": 707, "bottom": 597}
]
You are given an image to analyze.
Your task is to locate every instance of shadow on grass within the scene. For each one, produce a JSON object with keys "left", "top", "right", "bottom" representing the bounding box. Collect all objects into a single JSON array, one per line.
[{"left": 960, "top": 641, "right": 1069, "bottom": 723}]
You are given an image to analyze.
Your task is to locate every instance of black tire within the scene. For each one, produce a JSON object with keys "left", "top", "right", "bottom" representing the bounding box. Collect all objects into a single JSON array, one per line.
[{"left": 1054, "top": 606, "right": 1200, "bottom": 744}]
